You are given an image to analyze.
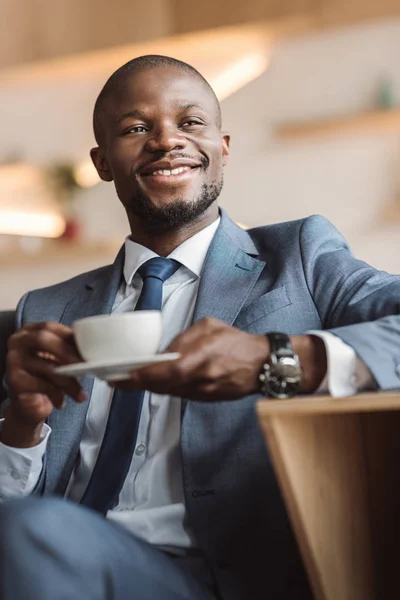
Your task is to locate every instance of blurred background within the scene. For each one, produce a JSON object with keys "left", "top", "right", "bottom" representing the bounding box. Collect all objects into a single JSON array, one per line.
[{"left": 1, "top": 0, "right": 400, "bottom": 308}]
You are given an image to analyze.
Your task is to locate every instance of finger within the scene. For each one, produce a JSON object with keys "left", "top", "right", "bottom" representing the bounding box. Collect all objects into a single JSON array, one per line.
[
  {"left": 21, "top": 322, "right": 78, "bottom": 350},
  {"left": 111, "top": 353, "right": 207, "bottom": 394},
  {"left": 9, "top": 393, "right": 58, "bottom": 423},
  {"left": 165, "top": 317, "right": 226, "bottom": 352},
  {"left": 23, "top": 321, "right": 73, "bottom": 337},
  {"left": 8, "top": 370, "right": 67, "bottom": 410},
  {"left": 9, "top": 327, "right": 81, "bottom": 364},
  {"left": 7, "top": 353, "right": 86, "bottom": 404}
]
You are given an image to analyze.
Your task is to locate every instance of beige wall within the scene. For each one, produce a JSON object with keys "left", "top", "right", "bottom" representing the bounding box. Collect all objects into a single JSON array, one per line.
[
  {"left": 219, "top": 17, "right": 400, "bottom": 275},
  {"left": 0, "top": 0, "right": 172, "bottom": 68},
  {"left": 172, "top": 0, "right": 400, "bottom": 33},
  {"left": 172, "top": 0, "right": 317, "bottom": 33},
  {"left": 2, "top": 0, "right": 400, "bottom": 69}
]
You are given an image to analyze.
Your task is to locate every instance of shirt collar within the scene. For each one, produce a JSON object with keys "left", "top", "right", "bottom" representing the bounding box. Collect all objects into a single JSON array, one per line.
[{"left": 123, "top": 216, "right": 220, "bottom": 285}]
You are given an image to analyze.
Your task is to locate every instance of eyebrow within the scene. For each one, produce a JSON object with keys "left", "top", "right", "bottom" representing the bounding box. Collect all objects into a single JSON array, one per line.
[
  {"left": 116, "top": 110, "right": 147, "bottom": 123},
  {"left": 176, "top": 103, "right": 206, "bottom": 111},
  {"left": 116, "top": 103, "right": 207, "bottom": 124}
]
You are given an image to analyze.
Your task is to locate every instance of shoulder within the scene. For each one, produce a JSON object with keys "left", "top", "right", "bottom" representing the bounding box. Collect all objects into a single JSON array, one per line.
[
  {"left": 17, "top": 263, "right": 114, "bottom": 322},
  {"left": 247, "top": 214, "right": 345, "bottom": 254},
  {"left": 28, "top": 264, "right": 112, "bottom": 299}
]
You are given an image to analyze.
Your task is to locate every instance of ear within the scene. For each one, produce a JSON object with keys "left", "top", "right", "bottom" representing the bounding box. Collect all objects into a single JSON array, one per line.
[
  {"left": 221, "top": 133, "right": 230, "bottom": 166},
  {"left": 90, "top": 147, "right": 113, "bottom": 182}
]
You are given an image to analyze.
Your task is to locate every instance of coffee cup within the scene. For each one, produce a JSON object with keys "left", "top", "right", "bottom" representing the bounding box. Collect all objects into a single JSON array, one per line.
[{"left": 73, "top": 311, "right": 162, "bottom": 363}]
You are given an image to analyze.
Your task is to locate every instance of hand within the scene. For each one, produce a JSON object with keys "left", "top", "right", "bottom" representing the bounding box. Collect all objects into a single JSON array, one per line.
[
  {"left": 2, "top": 322, "right": 86, "bottom": 447},
  {"left": 111, "top": 318, "right": 328, "bottom": 401},
  {"left": 111, "top": 317, "right": 271, "bottom": 401}
]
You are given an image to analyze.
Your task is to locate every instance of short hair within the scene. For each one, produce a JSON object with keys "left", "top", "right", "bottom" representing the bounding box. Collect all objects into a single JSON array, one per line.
[{"left": 93, "top": 54, "right": 222, "bottom": 145}]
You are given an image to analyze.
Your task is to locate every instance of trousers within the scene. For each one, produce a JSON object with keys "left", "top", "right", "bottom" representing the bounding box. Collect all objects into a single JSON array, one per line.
[{"left": 0, "top": 496, "right": 217, "bottom": 600}]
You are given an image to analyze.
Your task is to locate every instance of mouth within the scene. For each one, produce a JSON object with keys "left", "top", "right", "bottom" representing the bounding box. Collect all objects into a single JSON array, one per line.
[{"left": 138, "top": 161, "right": 202, "bottom": 186}]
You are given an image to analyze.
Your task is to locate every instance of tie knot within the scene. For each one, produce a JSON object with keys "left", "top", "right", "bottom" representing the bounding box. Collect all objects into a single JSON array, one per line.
[{"left": 138, "top": 257, "right": 180, "bottom": 283}]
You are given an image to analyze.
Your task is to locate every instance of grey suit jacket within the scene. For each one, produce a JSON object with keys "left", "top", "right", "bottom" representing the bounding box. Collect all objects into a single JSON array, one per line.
[{"left": 4, "top": 209, "right": 400, "bottom": 599}]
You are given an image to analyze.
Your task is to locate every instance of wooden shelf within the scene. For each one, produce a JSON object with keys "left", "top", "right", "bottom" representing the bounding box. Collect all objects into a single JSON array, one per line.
[{"left": 277, "top": 108, "right": 400, "bottom": 140}]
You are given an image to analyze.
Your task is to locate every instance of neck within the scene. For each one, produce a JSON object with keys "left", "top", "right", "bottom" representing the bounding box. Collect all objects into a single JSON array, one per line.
[{"left": 127, "top": 204, "right": 219, "bottom": 256}]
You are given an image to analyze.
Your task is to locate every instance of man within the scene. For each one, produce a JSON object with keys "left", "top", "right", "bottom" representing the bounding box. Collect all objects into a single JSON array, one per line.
[{"left": 0, "top": 55, "right": 399, "bottom": 600}]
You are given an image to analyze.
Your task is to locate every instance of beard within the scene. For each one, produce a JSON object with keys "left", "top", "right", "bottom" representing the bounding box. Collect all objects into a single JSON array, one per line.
[{"left": 123, "top": 175, "right": 223, "bottom": 233}]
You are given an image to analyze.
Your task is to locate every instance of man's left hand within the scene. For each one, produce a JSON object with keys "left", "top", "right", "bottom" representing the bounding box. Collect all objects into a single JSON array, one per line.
[{"left": 111, "top": 317, "right": 327, "bottom": 401}]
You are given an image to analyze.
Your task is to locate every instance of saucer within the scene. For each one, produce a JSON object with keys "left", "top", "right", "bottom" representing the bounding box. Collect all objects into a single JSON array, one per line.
[{"left": 54, "top": 353, "right": 181, "bottom": 382}]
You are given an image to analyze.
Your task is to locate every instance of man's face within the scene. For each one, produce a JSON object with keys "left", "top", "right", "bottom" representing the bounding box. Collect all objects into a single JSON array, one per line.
[{"left": 91, "top": 66, "right": 230, "bottom": 230}]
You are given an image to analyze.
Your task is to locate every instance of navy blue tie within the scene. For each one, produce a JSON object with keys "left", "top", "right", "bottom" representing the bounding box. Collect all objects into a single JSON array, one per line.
[{"left": 80, "top": 257, "right": 180, "bottom": 514}]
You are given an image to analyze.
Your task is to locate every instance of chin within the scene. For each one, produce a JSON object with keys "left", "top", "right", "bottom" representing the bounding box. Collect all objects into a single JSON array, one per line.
[{"left": 125, "top": 178, "right": 221, "bottom": 229}]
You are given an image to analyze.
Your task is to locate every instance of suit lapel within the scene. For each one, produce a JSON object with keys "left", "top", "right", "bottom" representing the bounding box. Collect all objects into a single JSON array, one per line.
[
  {"left": 193, "top": 210, "right": 265, "bottom": 325},
  {"left": 45, "top": 247, "right": 125, "bottom": 494},
  {"left": 182, "top": 211, "right": 266, "bottom": 417}
]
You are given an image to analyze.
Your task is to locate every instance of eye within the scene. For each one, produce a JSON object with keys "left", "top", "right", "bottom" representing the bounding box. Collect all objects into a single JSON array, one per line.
[
  {"left": 181, "top": 119, "right": 204, "bottom": 128},
  {"left": 123, "top": 125, "right": 148, "bottom": 135}
]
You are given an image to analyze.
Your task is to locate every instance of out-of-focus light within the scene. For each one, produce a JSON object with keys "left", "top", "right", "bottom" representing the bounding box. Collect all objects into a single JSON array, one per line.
[
  {"left": 0, "top": 210, "right": 65, "bottom": 237},
  {"left": 72, "top": 159, "right": 100, "bottom": 188},
  {"left": 0, "top": 163, "right": 65, "bottom": 237},
  {"left": 208, "top": 52, "right": 270, "bottom": 101}
]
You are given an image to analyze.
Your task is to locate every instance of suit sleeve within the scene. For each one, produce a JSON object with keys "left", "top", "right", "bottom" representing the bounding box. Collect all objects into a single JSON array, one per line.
[
  {"left": 299, "top": 215, "right": 400, "bottom": 390},
  {"left": 0, "top": 291, "right": 48, "bottom": 496},
  {"left": 0, "top": 423, "right": 50, "bottom": 500}
]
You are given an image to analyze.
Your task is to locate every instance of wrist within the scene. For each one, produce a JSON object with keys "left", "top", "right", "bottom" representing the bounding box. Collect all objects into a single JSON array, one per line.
[
  {"left": 251, "top": 335, "right": 271, "bottom": 393},
  {"left": 291, "top": 334, "right": 327, "bottom": 394},
  {"left": 1, "top": 407, "right": 45, "bottom": 448},
  {"left": 259, "top": 332, "right": 302, "bottom": 398}
]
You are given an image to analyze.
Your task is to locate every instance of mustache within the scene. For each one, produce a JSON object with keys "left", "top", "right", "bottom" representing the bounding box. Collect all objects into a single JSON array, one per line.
[{"left": 132, "top": 153, "right": 209, "bottom": 176}]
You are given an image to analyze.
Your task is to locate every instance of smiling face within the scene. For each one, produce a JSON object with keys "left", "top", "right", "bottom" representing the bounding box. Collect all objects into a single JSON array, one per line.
[{"left": 91, "top": 65, "right": 230, "bottom": 232}]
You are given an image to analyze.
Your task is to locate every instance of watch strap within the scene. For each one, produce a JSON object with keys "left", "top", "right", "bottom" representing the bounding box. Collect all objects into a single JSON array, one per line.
[{"left": 266, "top": 332, "right": 293, "bottom": 357}]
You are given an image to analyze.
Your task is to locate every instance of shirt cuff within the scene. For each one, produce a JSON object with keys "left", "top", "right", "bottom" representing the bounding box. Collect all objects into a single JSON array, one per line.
[
  {"left": 308, "top": 331, "right": 375, "bottom": 397},
  {"left": 0, "top": 421, "right": 51, "bottom": 499}
]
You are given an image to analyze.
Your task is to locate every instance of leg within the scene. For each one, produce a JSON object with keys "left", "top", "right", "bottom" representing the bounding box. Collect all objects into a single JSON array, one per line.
[{"left": 0, "top": 497, "right": 215, "bottom": 600}]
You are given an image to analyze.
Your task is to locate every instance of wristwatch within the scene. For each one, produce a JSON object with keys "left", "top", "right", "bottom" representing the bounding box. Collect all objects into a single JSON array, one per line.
[{"left": 259, "top": 332, "right": 302, "bottom": 399}]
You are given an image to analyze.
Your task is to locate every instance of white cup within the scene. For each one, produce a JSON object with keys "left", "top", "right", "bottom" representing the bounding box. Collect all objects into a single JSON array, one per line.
[{"left": 73, "top": 311, "right": 162, "bottom": 363}]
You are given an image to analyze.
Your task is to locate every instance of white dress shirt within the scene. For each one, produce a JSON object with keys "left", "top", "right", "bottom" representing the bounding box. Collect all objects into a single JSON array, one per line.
[{"left": 0, "top": 217, "right": 373, "bottom": 548}]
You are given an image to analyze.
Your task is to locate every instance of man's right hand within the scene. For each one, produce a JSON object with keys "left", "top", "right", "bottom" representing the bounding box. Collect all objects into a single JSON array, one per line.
[{"left": 1, "top": 322, "right": 86, "bottom": 448}]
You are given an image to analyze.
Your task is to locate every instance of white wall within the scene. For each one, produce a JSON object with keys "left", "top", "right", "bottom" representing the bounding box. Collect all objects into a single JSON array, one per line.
[
  {"left": 1, "top": 17, "right": 400, "bottom": 309},
  {"left": 220, "top": 17, "right": 400, "bottom": 272}
]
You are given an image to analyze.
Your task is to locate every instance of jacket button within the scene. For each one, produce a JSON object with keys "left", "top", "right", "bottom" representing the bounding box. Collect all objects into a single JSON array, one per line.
[
  {"left": 135, "top": 444, "right": 146, "bottom": 456},
  {"left": 396, "top": 364, "right": 400, "bottom": 378}
]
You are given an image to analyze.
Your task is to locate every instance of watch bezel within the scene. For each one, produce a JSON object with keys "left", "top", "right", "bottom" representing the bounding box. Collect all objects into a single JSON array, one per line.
[{"left": 259, "top": 334, "right": 302, "bottom": 399}]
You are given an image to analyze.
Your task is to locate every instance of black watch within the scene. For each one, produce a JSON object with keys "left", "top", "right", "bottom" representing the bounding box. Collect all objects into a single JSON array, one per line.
[{"left": 259, "top": 332, "right": 302, "bottom": 399}]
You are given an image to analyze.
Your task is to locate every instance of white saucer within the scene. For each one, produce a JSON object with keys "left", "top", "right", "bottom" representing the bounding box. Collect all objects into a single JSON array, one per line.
[{"left": 54, "top": 353, "right": 181, "bottom": 382}]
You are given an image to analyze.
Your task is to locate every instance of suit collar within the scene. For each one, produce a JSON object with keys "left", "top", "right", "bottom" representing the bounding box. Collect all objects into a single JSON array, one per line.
[
  {"left": 193, "top": 208, "right": 265, "bottom": 325},
  {"left": 217, "top": 207, "right": 259, "bottom": 256}
]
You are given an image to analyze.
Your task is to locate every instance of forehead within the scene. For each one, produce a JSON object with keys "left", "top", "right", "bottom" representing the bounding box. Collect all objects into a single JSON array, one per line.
[{"left": 103, "top": 66, "right": 218, "bottom": 122}]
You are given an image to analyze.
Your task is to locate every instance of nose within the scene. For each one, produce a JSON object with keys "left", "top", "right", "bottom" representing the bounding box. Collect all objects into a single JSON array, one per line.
[{"left": 144, "top": 124, "right": 187, "bottom": 153}]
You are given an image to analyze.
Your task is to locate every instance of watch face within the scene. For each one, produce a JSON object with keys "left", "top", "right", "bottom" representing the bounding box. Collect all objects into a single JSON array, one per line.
[
  {"left": 275, "top": 357, "right": 302, "bottom": 380},
  {"left": 264, "top": 357, "right": 302, "bottom": 398}
]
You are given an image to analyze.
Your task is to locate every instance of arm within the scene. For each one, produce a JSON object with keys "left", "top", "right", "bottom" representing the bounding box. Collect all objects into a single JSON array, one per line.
[
  {"left": 0, "top": 423, "right": 50, "bottom": 500},
  {"left": 112, "top": 216, "right": 398, "bottom": 400},
  {"left": 312, "top": 331, "right": 376, "bottom": 396},
  {"left": 1, "top": 318, "right": 85, "bottom": 447},
  {"left": 0, "top": 304, "right": 85, "bottom": 499},
  {"left": 299, "top": 215, "right": 400, "bottom": 390}
]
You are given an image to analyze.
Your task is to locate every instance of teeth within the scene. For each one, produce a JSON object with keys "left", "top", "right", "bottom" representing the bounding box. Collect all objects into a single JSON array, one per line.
[{"left": 152, "top": 166, "right": 191, "bottom": 176}]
